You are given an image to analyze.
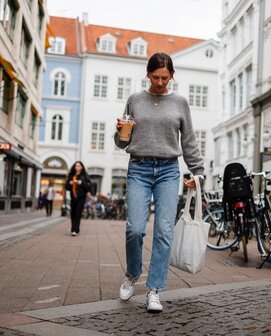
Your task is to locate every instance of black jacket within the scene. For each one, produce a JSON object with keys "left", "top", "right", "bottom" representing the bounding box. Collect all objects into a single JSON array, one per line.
[{"left": 65, "top": 173, "right": 92, "bottom": 199}]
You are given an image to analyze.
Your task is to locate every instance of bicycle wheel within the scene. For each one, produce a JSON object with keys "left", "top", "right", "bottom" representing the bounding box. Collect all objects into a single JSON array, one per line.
[
  {"left": 256, "top": 209, "right": 271, "bottom": 255},
  {"left": 203, "top": 209, "right": 238, "bottom": 250}
]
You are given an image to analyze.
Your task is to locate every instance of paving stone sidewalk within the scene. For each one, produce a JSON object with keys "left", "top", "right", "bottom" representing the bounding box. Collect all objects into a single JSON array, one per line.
[{"left": 0, "top": 213, "right": 271, "bottom": 335}]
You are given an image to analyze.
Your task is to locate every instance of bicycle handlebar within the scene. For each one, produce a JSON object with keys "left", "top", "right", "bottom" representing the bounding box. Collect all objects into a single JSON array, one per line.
[{"left": 228, "top": 170, "right": 271, "bottom": 182}]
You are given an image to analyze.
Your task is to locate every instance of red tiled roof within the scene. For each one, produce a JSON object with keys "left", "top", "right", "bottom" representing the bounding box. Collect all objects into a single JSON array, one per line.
[
  {"left": 85, "top": 24, "right": 204, "bottom": 57},
  {"left": 49, "top": 16, "right": 79, "bottom": 55},
  {"left": 49, "top": 16, "right": 204, "bottom": 57}
]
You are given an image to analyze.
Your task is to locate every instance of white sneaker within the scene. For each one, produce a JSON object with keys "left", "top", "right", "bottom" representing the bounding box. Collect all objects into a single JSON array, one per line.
[
  {"left": 72, "top": 232, "right": 77, "bottom": 236},
  {"left": 146, "top": 290, "right": 163, "bottom": 312},
  {"left": 119, "top": 277, "right": 135, "bottom": 301}
]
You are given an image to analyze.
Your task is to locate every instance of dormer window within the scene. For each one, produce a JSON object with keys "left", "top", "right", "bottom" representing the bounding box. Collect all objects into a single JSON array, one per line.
[
  {"left": 47, "top": 37, "right": 66, "bottom": 54},
  {"left": 129, "top": 37, "right": 147, "bottom": 57},
  {"left": 97, "top": 34, "right": 116, "bottom": 53}
]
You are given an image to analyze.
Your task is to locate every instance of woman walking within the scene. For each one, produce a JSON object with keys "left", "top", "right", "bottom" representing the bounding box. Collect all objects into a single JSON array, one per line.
[
  {"left": 114, "top": 52, "right": 204, "bottom": 312},
  {"left": 65, "top": 161, "right": 92, "bottom": 236}
]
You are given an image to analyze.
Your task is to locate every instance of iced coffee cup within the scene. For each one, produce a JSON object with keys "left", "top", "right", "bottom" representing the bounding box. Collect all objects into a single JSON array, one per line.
[{"left": 119, "top": 115, "right": 134, "bottom": 142}]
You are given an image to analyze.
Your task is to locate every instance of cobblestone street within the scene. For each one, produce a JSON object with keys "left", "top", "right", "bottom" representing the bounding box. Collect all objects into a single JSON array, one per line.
[{"left": 53, "top": 283, "right": 271, "bottom": 336}]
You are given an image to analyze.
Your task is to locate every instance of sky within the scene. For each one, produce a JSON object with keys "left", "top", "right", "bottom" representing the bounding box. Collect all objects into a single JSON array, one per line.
[{"left": 47, "top": 0, "right": 223, "bottom": 40}]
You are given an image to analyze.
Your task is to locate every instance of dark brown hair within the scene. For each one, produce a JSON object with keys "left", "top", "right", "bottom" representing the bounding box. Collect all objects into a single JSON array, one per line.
[
  {"left": 68, "top": 161, "right": 87, "bottom": 177},
  {"left": 146, "top": 52, "right": 175, "bottom": 74}
]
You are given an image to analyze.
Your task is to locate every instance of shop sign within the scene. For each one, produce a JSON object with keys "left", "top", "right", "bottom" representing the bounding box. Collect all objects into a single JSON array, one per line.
[{"left": 0, "top": 143, "right": 12, "bottom": 150}]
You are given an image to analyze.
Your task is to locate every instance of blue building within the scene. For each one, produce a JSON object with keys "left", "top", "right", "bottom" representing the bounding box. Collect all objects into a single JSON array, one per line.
[{"left": 39, "top": 16, "right": 83, "bottom": 208}]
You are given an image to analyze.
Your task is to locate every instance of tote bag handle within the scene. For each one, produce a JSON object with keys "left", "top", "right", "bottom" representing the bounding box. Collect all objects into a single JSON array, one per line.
[{"left": 182, "top": 176, "right": 202, "bottom": 220}]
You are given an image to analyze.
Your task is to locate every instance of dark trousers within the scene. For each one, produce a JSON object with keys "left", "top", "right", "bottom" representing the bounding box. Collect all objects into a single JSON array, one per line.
[
  {"left": 70, "top": 197, "right": 85, "bottom": 233},
  {"left": 45, "top": 200, "right": 53, "bottom": 216}
]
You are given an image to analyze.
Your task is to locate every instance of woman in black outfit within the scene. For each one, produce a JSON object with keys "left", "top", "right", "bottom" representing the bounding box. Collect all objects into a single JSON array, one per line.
[{"left": 65, "top": 161, "right": 92, "bottom": 236}]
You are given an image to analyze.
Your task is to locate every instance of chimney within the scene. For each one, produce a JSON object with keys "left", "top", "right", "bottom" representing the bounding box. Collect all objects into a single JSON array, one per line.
[{"left": 82, "top": 12, "right": 88, "bottom": 26}]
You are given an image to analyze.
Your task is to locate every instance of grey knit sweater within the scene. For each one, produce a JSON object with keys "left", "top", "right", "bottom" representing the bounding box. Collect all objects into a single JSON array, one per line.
[{"left": 114, "top": 90, "right": 204, "bottom": 176}]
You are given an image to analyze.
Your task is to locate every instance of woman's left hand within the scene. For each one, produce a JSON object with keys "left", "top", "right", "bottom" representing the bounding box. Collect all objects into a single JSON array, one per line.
[{"left": 183, "top": 177, "right": 195, "bottom": 188}]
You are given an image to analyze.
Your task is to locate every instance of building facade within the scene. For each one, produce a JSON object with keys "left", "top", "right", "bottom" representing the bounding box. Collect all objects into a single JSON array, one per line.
[
  {"left": 39, "top": 16, "right": 83, "bottom": 208},
  {"left": 79, "top": 17, "right": 219, "bottom": 196},
  {"left": 0, "top": 0, "right": 48, "bottom": 213},
  {"left": 252, "top": 0, "right": 271, "bottom": 177},
  {"left": 40, "top": 14, "right": 220, "bottom": 201},
  {"left": 212, "top": 0, "right": 271, "bottom": 189}
]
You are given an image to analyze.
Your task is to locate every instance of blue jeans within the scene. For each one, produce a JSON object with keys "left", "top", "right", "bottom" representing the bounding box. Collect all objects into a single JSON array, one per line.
[{"left": 125, "top": 157, "right": 180, "bottom": 291}]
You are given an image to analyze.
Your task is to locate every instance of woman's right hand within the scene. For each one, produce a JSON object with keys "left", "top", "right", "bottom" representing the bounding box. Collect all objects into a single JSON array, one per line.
[{"left": 116, "top": 118, "right": 124, "bottom": 132}]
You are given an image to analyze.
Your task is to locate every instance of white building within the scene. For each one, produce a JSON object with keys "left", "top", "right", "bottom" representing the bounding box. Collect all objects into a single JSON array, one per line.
[
  {"left": 212, "top": 0, "right": 271, "bottom": 186},
  {"left": 79, "top": 17, "right": 220, "bottom": 196}
]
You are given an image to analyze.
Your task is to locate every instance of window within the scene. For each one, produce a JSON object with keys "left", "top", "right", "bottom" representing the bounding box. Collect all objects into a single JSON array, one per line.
[
  {"left": 130, "top": 38, "right": 147, "bottom": 56},
  {"left": 245, "top": 65, "right": 252, "bottom": 107},
  {"left": 238, "top": 73, "right": 243, "bottom": 111},
  {"left": 29, "top": 109, "right": 37, "bottom": 139},
  {"left": 231, "top": 26, "right": 237, "bottom": 58},
  {"left": 97, "top": 34, "right": 116, "bottom": 53},
  {"left": 37, "top": 1, "right": 44, "bottom": 37},
  {"left": 205, "top": 49, "right": 214, "bottom": 58},
  {"left": 20, "top": 22, "right": 32, "bottom": 67},
  {"left": 227, "top": 132, "right": 233, "bottom": 159},
  {"left": 230, "top": 79, "right": 236, "bottom": 116},
  {"left": 214, "top": 137, "right": 221, "bottom": 166},
  {"left": 247, "top": 6, "right": 254, "bottom": 43},
  {"left": 33, "top": 52, "right": 41, "bottom": 87},
  {"left": 0, "top": 68, "right": 11, "bottom": 113},
  {"left": 53, "top": 72, "right": 66, "bottom": 96},
  {"left": 93, "top": 75, "right": 108, "bottom": 98},
  {"left": 236, "top": 128, "right": 241, "bottom": 157},
  {"left": 91, "top": 122, "right": 105, "bottom": 150},
  {"left": 189, "top": 85, "right": 208, "bottom": 107},
  {"left": 195, "top": 130, "right": 206, "bottom": 157},
  {"left": 117, "top": 77, "right": 131, "bottom": 100},
  {"left": 15, "top": 89, "right": 27, "bottom": 128},
  {"left": 51, "top": 114, "right": 63, "bottom": 140},
  {"left": 47, "top": 37, "right": 66, "bottom": 54},
  {"left": 168, "top": 81, "right": 178, "bottom": 93},
  {"left": 141, "top": 79, "right": 148, "bottom": 91},
  {"left": 0, "top": 0, "right": 18, "bottom": 39}
]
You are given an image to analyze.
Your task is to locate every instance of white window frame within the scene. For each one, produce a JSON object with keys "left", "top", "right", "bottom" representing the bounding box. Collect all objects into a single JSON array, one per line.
[
  {"left": 93, "top": 75, "right": 108, "bottom": 98},
  {"left": 91, "top": 122, "right": 105, "bottom": 150},
  {"left": 168, "top": 81, "right": 178, "bottom": 93},
  {"left": 51, "top": 114, "right": 63, "bottom": 141},
  {"left": 45, "top": 108, "right": 70, "bottom": 143},
  {"left": 117, "top": 77, "right": 131, "bottom": 101},
  {"left": 47, "top": 37, "right": 66, "bottom": 54},
  {"left": 129, "top": 37, "right": 147, "bottom": 56},
  {"left": 230, "top": 79, "right": 236, "bottom": 116},
  {"left": 97, "top": 34, "right": 116, "bottom": 53},
  {"left": 195, "top": 130, "right": 206, "bottom": 157},
  {"left": 188, "top": 85, "right": 208, "bottom": 108},
  {"left": 50, "top": 68, "right": 71, "bottom": 97}
]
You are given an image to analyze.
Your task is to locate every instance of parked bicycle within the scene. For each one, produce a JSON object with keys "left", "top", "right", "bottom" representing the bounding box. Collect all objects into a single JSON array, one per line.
[{"left": 203, "top": 162, "right": 271, "bottom": 264}]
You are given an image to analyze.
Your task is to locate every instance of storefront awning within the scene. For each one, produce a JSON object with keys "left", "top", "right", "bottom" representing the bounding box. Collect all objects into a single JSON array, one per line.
[{"left": 0, "top": 55, "right": 25, "bottom": 88}]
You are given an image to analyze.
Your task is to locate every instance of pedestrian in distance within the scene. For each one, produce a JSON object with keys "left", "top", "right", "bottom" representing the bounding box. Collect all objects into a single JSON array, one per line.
[
  {"left": 65, "top": 161, "right": 92, "bottom": 236},
  {"left": 114, "top": 52, "right": 204, "bottom": 313},
  {"left": 45, "top": 181, "right": 55, "bottom": 216},
  {"left": 37, "top": 191, "right": 46, "bottom": 211}
]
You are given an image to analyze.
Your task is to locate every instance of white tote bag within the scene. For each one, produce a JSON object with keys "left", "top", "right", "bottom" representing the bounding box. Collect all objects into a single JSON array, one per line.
[{"left": 170, "top": 176, "right": 210, "bottom": 274}]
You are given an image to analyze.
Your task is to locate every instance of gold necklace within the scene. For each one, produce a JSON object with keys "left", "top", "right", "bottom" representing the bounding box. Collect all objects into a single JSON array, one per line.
[{"left": 148, "top": 89, "right": 168, "bottom": 106}]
